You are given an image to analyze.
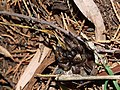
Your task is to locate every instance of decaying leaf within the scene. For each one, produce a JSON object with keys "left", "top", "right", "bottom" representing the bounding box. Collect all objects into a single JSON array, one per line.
[
  {"left": 16, "top": 46, "right": 51, "bottom": 90},
  {"left": 73, "top": 0, "right": 106, "bottom": 41},
  {"left": 0, "top": 45, "right": 13, "bottom": 59},
  {"left": 24, "top": 53, "right": 55, "bottom": 90}
]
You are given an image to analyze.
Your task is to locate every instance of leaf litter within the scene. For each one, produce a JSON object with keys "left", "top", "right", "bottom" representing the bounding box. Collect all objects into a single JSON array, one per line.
[{"left": 0, "top": 0, "right": 119, "bottom": 90}]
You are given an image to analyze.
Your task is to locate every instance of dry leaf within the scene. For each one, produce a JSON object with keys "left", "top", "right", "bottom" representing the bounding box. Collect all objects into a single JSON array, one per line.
[
  {"left": 24, "top": 53, "right": 55, "bottom": 90},
  {"left": 0, "top": 45, "right": 13, "bottom": 59},
  {"left": 16, "top": 46, "right": 51, "bottom": 90},
  {"left": 73, "top": 0, "right": 106, "bottom": 41}
]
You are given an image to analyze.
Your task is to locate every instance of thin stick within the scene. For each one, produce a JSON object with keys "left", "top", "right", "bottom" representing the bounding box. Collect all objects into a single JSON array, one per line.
[
  {"left": 23, "top": 0, "right": 31, "bottom": 16},
  {"left": 0, "top": 11, "right": 84, "bottom": 42},
  {"left": 61, "top": 12, "right": 68, "bottom": 31},
  {"left": 44, "top": 66, "right": 58, "bottom": 90},
  {"left": 38, "top": 0, "right": 50, "bottom": 15},
  {"left": 0, "top": 11, "right": 68, "bottom": 35},
  {"left": 112, "top": 25, "right": 120, "bottom": 39},
  {"left": 36, "top": 74, "right": 120, "bottom": 81},
  {"left": 0, "top": 71, "right": 15, "bottom": 88},
  {"left": 109, "top": 0, "right": 120, "bottom": 22}
]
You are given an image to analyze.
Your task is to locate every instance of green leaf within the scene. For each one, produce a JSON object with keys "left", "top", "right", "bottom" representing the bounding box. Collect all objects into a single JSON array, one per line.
[
  {"left": 113, "top": 80, "right": 120, "bottom": 90},
  {"left": 104, "top": 65, "right": 120, "bottom": 90},
  {"left": 104, "top": 65, "right": 113, "bottom": 75},
  {"left": 104, "top": 80, "right": 108, "bottom": 90}
]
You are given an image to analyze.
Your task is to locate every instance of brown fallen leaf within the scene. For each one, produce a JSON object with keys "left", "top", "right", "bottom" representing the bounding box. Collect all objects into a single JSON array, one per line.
[
  {"left": 24, "top": 53, "right": 55, "bottom": 90},
  {"left": 0, "top": 45, "right": 13, "bottom": 60},
  {"left": 16, "top": 46, "right": 51, "bottom": 90},
  {"left": 73, "top": 0, "right": 106, "bottom": 41}
]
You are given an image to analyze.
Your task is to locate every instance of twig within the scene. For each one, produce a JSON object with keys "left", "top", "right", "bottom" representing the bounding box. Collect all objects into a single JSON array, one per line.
[
  {"left": 44, "top": 65, "right": 58, "bottom": 90},
  {"left": 11, "top": 49, "right": 36, "bottom": 53},
  {"left": 0, "top": 17, "right": 30, "bottom": 37},
  {"left": 0, "top": 11, "right": 86, "bottom": 47},
  {"left": 108, "top": 59, "right": 120, "bottom": 62},
  {"left": 36, "top": 74, "right": 120, "bottom": 81},
  {"left": 96, "top": 49, "right": 117, "bottom": 53},
  {"left": 112, "top": 25, "right": 120, "bottom": 40},
  {"left": 13, "top": 53, "right": 29, "bottom": 73},
  {"left": 61, "top": 12, "right": 68, "bottom": 31},
  {"left": 38, "top": 0, "right": 50, "bottom": 15},
  {"left": 109, "top": 0, "right": 120, "bottom": 22},
  {"left": 22, "top": 0, "right": 31, "bottom": 16},
  {"left": 0, "top": 72, "right": 15, "bottom": 88},
  {"left": 0, "top": 11, "right": 69, "bottom": 34},
  {"left": 1, "top": 34, "right": 16, "bottom": 43}
]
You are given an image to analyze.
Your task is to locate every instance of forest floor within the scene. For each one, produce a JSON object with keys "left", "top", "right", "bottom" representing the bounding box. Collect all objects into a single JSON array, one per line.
[{"left": 0, "top": 0, "right": 119, "bottom": 90}]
